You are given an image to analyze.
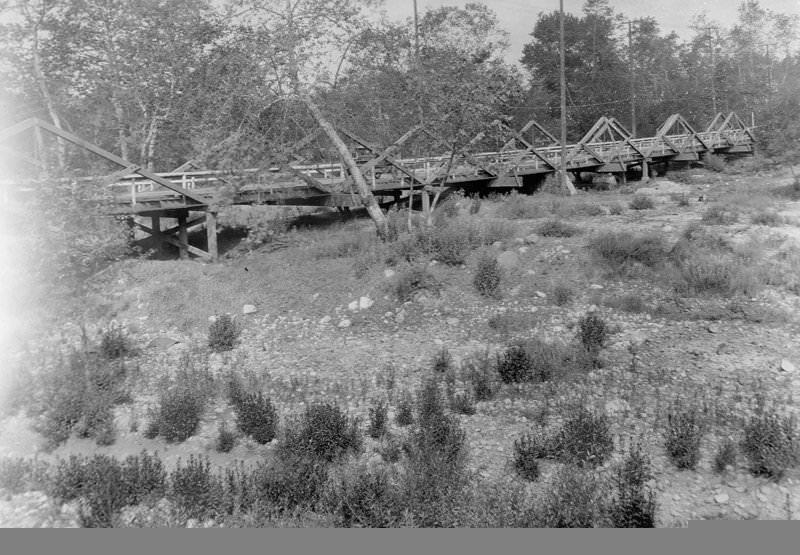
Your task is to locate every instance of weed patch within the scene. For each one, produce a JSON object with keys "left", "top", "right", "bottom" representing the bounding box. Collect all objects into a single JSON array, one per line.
[
  {"left": 537, "top": 219, "right": 580, "bottom": 237},
  {"left": 208, "top": 314, "right": 240, "bottom": 352},
  {"left": 664, "top": 401, "right": 705, "bottom": 470},
  {"left": 473, "top": 251, "right": 502, "bottom": 298},
  {"left": 629, "top": 195, "right": 655, "bottom": 210},
  {"left": 741, "top": 410, "right": 798, "bottom": 480}
]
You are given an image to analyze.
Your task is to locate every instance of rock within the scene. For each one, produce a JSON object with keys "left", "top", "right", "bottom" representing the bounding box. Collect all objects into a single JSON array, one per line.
[
  {"left": 242, "top": 304, "right": 257, "bottom": 315},
  {"left": 509, "top": 285, "right": 522, "bottom": 297},
  {"left": 715, "top": 493, "right": 730, "bottom": 504},
  {"left": 208, "top": 315, "right": 217, "bottom": 323},
  {"left": 358, "top": 296, "right": 374, "bottom": 310},
  {"left": 434, "top": 338, "right": 444, "bottom": 346},
  {"left": 491, "top": 241, "right": 504, "bottom": 250},
  {"left": 780, "top": 359, "right": 796, "bottom": 372},
  {"left": 716, "top": 343, "right": 732, "bottom": 355},
  {"left": 663, "top": 225, "right": 675, "bottom": 233},
  {"left": 518, "top": 246, "right": 529, "bottom": 254},
  {"left": 589, "top": 284, "right": 603, "bottom": 290},
  {"left": 707, "top": 323, "right": 720, "bottom": 334},
  {"left": 524, "top": 234, "right": 538, "bottom": 245},
  {"left": 497, "top": 250, "right": 519, "bottom": 270},
  {"left": 384, "top": 269, "right": 396, "bottom": 279},
  {"left": 319, "top": 315, "right": 332, "bottom": 325},
  {"left": 395, "top": 310, "right": 406, "bottom": 324},
  {"left": 149, "top": 336, "right": 179, "bottom": 350},
  {"left": 446, "top": 317, "right": 460, "bottom": 327},
  {"left": 605, "top": 399, "right": 630, "bottom": 416},
  {"left": 348, "top": 300, "right": 359, "bottom": 312},
  {"left": 535, "top": 291, "right": 547, "bottom": 298},
  {"left": 338, "top": 318, "right": 351, "bottom": 328}
]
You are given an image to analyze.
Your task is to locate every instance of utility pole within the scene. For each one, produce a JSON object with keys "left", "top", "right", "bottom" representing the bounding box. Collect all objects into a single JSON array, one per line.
[
  {"left": 559, "top": 0, "right": 576, "bottom": 195},
  {"left": 628, "top": 20, "right": 636, "bottom": 137}
]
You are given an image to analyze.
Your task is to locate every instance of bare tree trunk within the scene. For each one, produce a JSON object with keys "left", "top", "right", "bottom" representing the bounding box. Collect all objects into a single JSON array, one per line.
[
  {"left": 300, "top": 92, "right": 389, "bottom": 240},
  {"left": 31, "top": 22, "right": 66, "bottom": 171},
  {"left": 111, "top": 97, "right": 129, "bottom": 161}
]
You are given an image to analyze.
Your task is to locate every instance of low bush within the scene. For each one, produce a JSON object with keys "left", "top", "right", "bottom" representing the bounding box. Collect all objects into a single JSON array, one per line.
[
  {"left": 608, "top": 203, "right": 625, "bottom": 215},
  {"left": 496, "top": 191, "right": 547, "bottom": 220},
  {"left": 713, "top": 437, "right": 737, "bottom": 474},
  {"left": 664, "top": 401, "right": 705, "bottom": 470},
  {"left": 552, "top": 285, "right": 574, "bottom": 306},
  {"left": 147, "top": 369, "right": 210, "bottom": 443},
  {"left": 608, "top": 442, "right": 657, "bottom": 528},
  {"left": 0, "top": 458, "right": 51, "bottom": 494},
  {"left": 281, "top": 403, "right": 362, "bottom": 464},
  {"left": 629, "top": 195, "right": 655, "bottom": 210},
  {"left": 473, "top": 250, "right": 502, "bottom": 298},
  {"left": 230, "top": 388, "right": 278, "bottom": 445},
  {"left": 556, "top": 406, "right": 614, "bottom": 468},
  {"left": 450, "top": 392, "right": 476, "bottom": 415},
  {"left": 741, "top": 410, "right": 798, "bottom": 480},
  {"left": 464, "top": 351, "right": 495, "bottom": 401},
  {"left": 578, "top": 312, "right": 609, "bottom": 358},
  {"left": 512, "top": 432, "right": 549, "bottom": 481},
  {"left": 701, "top": 205, "right": 739, "bottom": 225},
  {"left": 100, "top": 323, "right": 131, "bottom": 360},
  {"left": 537, "top": 219, "right": 580, "bottom": 237},
  {"left": 395, "top": 391, "right": 415, "bottom": 427},
  {"left": 702, "top": 152, "right": 727, "bottom": 172},
  {"left": 530, "top": 465, "right": 606, "bottom": 528},
  {"left": 216, "top": 422, "right": 237, "bottom": 453},
  {"left": 323, "top": 464, "right": 403, "bottom": 528},
  {"left": 368, "top": 399, "right": 388, "bottom": 439},
  {"left": 390, "top": 264, "right": 440, "bottom": 303},
  {"left": 170, "top": 455, "right": 221, "bottom": 521},
  {"left": 751, "top": 210, "right": 783, "bottom": 226},
  {"left": 432, "top": 346, "right": 453, "bottom": 374},
  {"left": 496, "top": 343, "right": 533, "bottom": 384},
  {"left": 589, "top": 232, "right": 668, "bottom": 270},
  {"left": 208, "top": 314, "right": 240, "bottom": 352},
  {"left": 673, "top": 254, "right": 762, "bottom": 297}
]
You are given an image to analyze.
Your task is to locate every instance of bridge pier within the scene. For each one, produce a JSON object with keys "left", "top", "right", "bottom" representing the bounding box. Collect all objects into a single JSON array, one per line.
[
  {"left": 177, "top": 212, "right": 188, "bottom": 260},
  {"left": 150, "top": 216, "right": 163, "bottom": 256},
  {"left": 206, "top": 210, "right": 218, "bottom": 262}
]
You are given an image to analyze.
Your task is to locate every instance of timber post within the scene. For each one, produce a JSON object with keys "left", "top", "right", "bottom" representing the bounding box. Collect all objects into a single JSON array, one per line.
[
  {"left": 177, "top": 211, "right": 188, "bottom": 260},
  {"left": 150, "top": 215, "right": 162, "bottom": 255},
  {"left": 206, "top": 210, "right": 218, "bottom": 262}
]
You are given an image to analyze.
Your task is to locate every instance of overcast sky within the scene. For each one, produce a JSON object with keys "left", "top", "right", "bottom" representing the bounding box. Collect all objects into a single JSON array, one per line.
[{"left": 382, "top": 0, "right": 800, "bottom": 66}]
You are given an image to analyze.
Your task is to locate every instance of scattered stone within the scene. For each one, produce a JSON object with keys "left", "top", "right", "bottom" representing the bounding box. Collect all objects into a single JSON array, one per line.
[
  {"left": 395, "top": 310, "right": 406, "bottom": 324},
  {"left": 384, "top": 269, "right": 396, "bottom": 279},
  {"left": 716, "top": 343, "right": 733, "bottom": 355},
  {"left": 319, "top": 315, "right": 332, "bottom": 325},
  {"left": 589, "top": 284, "right": 603, "bottom": 290},
  {"left": 497, "top": 250, "right": 519, "bottom": 270},
  {"left": 208, "top": 315, "right": 217, "bottom": 323},
  {"left": 149, "top": 336, "right": 179, "bottom": 350},
  {"left": 434, "top": 338, "right": 444, "bottom": 346},
  {"left": 509, "top": 285, "right": 522, "bottom": 297},
  {"left": 348, "top": 300, "right": 359, "bottom": 312},
  {"left": 446, "top": 317, "right": 460, "bottom": 327},
  {"left": 524, "top": 234, "right": 538, "bottom": 245},
  {"left": 663, "top": 225, "right": 675, "bottom": 233},
  {"left": 358, "top": 296, "right": 374, "bottom": 310},
  {"left": 707, "top": 323, "right": 720, "bottom": 334},
  {"left": 714, "top": 493, "right": 730, "bottom": 504},
  {"left": 780, "top": 359, "right": 796, "bottom": 372},
  {"left": 535, "top": 291, "right": 547, "bottom": 298},
  {"left": 242, "top": 304, "right": 257, "bottom": 315},
  {"left": 492, "top": 241, "right": 504, "bottom": 250},
  {"left": 338, "top": 318, "right": 351, "bottom": 328},
  {"left": 518, "top": 246, "right": 529, "bottom": 254}
]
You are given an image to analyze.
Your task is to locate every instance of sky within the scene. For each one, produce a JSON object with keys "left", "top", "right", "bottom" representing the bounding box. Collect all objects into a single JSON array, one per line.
[{"left": 382, "top": 0, "right": 800, "bottom": 66}]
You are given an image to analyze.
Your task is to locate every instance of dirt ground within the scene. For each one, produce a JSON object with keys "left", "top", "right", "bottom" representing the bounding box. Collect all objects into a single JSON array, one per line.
[{"left": 2, "top": 164, "right": 800, "bottom": 527}]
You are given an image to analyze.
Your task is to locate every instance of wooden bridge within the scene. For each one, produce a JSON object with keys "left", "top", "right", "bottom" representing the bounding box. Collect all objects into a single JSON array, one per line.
[{"left": 0, "top": 112, "right": 755, "bottom": 262}]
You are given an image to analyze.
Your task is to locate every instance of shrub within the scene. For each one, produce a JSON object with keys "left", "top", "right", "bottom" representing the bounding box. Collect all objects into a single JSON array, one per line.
[
  {"left": 469, "top": 196, "right": 482, "bottom": 215},
  {"left": 578, "top": 312, "right": 608, "bottom": 357},
  {"left": 664, "top": 401, "right": 704, "bottom": 470},
  {"left": 208, "top": 314, "right": 240, "bottom": 352},
  {"left": 713, "top": 437, "right": 737, "bottom": 474},
  {"left": 420, "top": 220, "right": 481, "bottom": 265},
  {"left": 251, "top": 451, "right": 329, "bottom": 513},
  {"left": 450, "top": 392, "right": 476, "bottom": 415},
  {"left": 216, "top": 422, "right": 237, "bottom": 453},
  {"left": 0, "top": 458, "right": 51, "bottom": 494},
  {"left": 282, "top": 403, "right": 362, "bottom": 463},
  {"left": 525, "top": 338, "right": 575, "bottom": 382},
  {"left": 512, "top": 433, "right": 543, "bottom": 481},
  {"left": 702, "top": 205, "right": 739, "bottom": 225},
  {"left": 170, "top": 455, "right": 221, "bottom": 521},
  {"left": 432, "top": 346, "right": 453, "bottom": 374},
  {"left": 537, "top": 219, "right": 580, "bottom": 237},
  {"left": 496, "top": 343, "right": 533, "bottom": 383},
  {"left": 473, "top": 250, "right": 502, "bottom": 298},
  {"left": 589, "top": 232, "right": 667, "bottom": 270},
  {"left": 465, "top": 351, "right": 495, "bottom": 401},
  {"left": 379, "top": 434, "right": 403, "bottom": 463},
  {"left": 231, "top": 389, "right": 278, "bottom": 445},
  {"left": 147, "top": 386, "right": 206, "bottom": 443},
  {"left": 674, "top": 254, "right": 762, "bottom": 297},
  {"left": 629, "top": 194, "right": 655, "bottom": 210},
  {"left": 751, "top": 210, "right": 783, "bottom": 226},
  {"left": 603, "top": 294, "right": 647, "bottom": 313},
  {"left": 368, "top": 399, "right": 388, "bottom": 439},
  {"left": 557, "top": 406, "right": 614, "bottom": 468},
  {"left": 100, "top": 323, "right": 131, "bottom": 360},
  {"left": 703, "top": 152, "right": 727, "bottom": 172},
  {"left": 531, "top": 465, "right": 605, "bottom": 528},
  {"left": 608, "top": 442, "right": 657, "bottom": 528},
  {"left": 552, "top": 285, "right": 574, "bottom": 306},
  {"left": 671, "top": 193, "right": 690, "bottom": 207},
  {"left": 741, "top": 410, "right": 798, "bottom": 480},
  {"left": 324, "top": 464, "right": 403, "bottom": 527},
  {"left": 608, "top": 203, "right": 625, "bottom": 215},
  {"left": 395, "top": 391, "right": 414, "bottom": 427},
  {"left": 391, "top": 264, "right": 440, "bottom": 302}
]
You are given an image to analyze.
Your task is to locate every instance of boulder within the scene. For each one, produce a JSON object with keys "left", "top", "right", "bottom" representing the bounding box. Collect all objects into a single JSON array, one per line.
[
  {"left": 358, "top": 296, "right": 374, "bottom": 310},
  {"left": 337, "top": 318, "right": 352, "bottom": 328},
  {"left": 780, "top": 359, "right": 796, "bottom": 372},
  {"left": 242, "top": 304, "right": 257, "bottom": 315}
]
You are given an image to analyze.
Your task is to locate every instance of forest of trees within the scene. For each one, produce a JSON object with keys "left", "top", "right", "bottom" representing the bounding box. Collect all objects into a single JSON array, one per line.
[{"left": 1, "top": 0, "right": 799, "bottom": 175}]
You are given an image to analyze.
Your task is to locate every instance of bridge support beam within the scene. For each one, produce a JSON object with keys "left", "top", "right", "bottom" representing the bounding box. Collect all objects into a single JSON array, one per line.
[
  {"left": 151, "top": 216, "right": 163, "bottom": 255},
  {"left": 641, "top": 159, "right": 649, "bottom": 182},
  {"left": 177, "top": 212, "right": 188, "bottom": 260},
  {"left": 206, "top": 210, "right": 218, "bottom": 262}
]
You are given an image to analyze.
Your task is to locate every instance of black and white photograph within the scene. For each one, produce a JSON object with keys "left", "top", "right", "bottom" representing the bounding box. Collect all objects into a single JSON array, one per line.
[{"left": 1, "top": 0, "right": 799, "bottom": 534}]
